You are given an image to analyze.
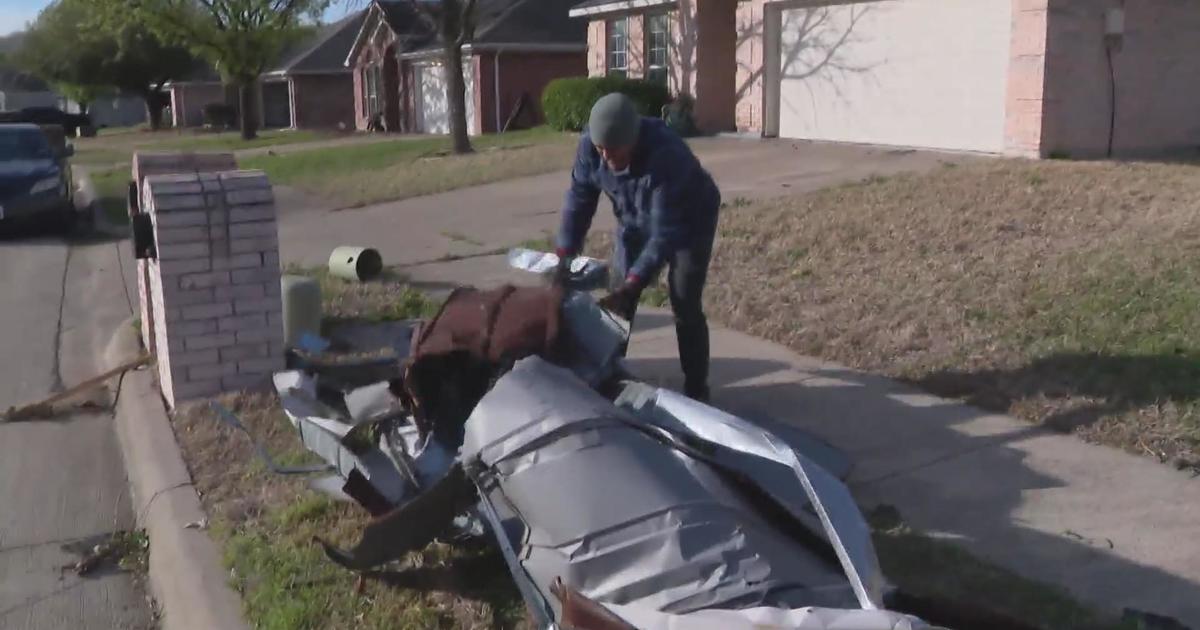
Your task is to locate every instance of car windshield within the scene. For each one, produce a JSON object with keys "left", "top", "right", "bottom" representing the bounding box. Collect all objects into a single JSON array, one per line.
[{"left": 0, "top": 129, "right": 53, "bottom": 161}]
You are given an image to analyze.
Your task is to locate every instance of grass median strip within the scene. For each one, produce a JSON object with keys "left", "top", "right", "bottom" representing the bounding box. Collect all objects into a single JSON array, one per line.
[{"left": 241, "top": 128, "right": 575, "bottom": 208}]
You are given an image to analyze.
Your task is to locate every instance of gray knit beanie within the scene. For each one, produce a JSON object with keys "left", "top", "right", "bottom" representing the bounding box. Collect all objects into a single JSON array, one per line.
[{"left": 589, "top": 93, "right": 640, "bottom": 148}]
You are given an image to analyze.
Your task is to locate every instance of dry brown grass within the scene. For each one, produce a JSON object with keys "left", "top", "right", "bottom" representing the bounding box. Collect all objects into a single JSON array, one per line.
[
  {"left": 173, "top": 393, "right": 528, "bottom": 630},
  {"left": 595, "top": 159, "right": 1200, "bottom": 463}
]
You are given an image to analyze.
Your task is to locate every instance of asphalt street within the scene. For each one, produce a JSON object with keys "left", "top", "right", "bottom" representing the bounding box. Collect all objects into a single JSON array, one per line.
[{"left": 0, "top": 200, "right": 153, "bottom": 628}]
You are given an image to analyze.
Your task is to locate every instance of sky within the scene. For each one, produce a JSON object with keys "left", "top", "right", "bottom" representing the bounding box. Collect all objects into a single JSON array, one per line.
[{"left": 0, "top": 1, "right": 356, "bottom": 37}]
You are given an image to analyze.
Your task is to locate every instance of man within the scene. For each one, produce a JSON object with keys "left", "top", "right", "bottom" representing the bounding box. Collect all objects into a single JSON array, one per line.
[{"left": 555, "top": 93, "right": 721, "bottom": 402}]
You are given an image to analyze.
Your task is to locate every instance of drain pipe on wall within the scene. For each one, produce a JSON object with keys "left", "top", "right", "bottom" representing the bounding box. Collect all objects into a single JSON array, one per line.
[
  {"left": 1104, "top": 4, "right": 1125, "bottom": 158},
  {"left": 494, "top": 49, "right": 504, "bottom": 133}
]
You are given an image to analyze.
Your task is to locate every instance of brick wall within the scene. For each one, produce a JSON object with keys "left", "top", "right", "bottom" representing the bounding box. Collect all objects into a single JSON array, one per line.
[
  {"left": 352, "top": 27, "right": 398, "bottom": 131},
  {"left": 1042, "top": 0, "right": 1200, "bottom": 158},
  {"left": 735, "top": 0, "right": 766, "bottom": 134},
  {"left": 693, "top": 0, "right": 737, "bottom": 132},
  {"left": 1005, "top": 0, "right": 1050, "bottom": 157},
  {"left": 587, "top": 21, "right": 606, "bottom": 77},
  {"left": 137, "top": 158, "right": 284, "bottom": 408},
  {"left": 476, "top": 51, "right": 588, "bottom": 133},
  {"left": 291, "top": 74, "right": 356, "bottom": 130},
  {"left": 583, "top": 1, "right": 734, "bottom": 133},
  {"left": 170, "top": 83, "right": 229, "bottom": 128}
]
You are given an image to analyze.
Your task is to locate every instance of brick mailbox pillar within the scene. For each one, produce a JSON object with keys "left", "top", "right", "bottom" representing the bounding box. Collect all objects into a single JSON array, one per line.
[{"left": 138, "top": 166, "right": 285, "bottom": 408}]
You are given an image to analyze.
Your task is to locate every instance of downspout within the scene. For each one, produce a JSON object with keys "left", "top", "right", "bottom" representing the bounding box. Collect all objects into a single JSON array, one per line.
[{"left": 494, "top": 49, "right": 503, "bottom": 133}]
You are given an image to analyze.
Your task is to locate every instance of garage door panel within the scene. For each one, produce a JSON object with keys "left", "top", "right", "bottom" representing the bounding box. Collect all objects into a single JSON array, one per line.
[
  {"left": 418, "top": 62, "right": 477, "bottom": 136},
  {"left": 776, "top": 0, "right": 1011, "bottom": 152}
]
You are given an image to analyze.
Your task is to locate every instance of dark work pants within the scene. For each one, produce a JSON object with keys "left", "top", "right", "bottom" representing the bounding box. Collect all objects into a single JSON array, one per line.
[{"left": 612, "top": 223, "right": 716, "bottom": 396}]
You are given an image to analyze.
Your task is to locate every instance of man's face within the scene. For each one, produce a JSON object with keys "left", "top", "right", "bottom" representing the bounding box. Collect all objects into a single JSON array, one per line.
[{"left": 597, "top": 143, "right": 634, "bottom": 172}]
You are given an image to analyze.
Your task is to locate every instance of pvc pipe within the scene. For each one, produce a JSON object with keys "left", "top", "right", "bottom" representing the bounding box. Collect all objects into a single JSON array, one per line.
[{"left": 328, "top": 246, "right": 384, "bottom": 282}]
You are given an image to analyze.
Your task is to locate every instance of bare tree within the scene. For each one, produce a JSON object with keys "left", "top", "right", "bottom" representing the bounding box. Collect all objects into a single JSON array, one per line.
[{"left": 411, "top": 0, "right": 478, "bottom": 154}]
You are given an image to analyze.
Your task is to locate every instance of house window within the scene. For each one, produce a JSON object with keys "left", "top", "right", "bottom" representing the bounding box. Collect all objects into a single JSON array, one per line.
[
  {"left": 606, "top": 17, "right": 628, "bottom": 78},
  {"left": 645, "top": 13, "right": 670, "bottom": 86},
  {"left": 363, "top": 64, "right": 383, "bottom": 118}
]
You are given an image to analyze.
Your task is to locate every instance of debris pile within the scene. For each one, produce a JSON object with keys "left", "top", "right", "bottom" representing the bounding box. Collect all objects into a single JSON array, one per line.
[{"left": 221, "top": 250, "right": 1006, "bottom": 629}]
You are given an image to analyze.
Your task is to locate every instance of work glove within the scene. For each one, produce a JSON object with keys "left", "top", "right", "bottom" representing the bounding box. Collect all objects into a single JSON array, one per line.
[
  {"left": 598, "top": 282, "right": 640, "bottom": 320},
  {"left": 551, "top": 248, "right": 574, "bottom": 286}
]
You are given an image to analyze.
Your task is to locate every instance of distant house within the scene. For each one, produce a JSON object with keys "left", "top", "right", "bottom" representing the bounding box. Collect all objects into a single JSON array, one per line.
[
  {"left": 346, "top": 0, "right": 586, "bottom": 135},
  {"left": 166, "top": 10, "right": 367, "bottom": 130},
  {"left": 0, "top": 66, "right": 58, "bottom": 111},
  {"left": 0, "top": 64, "right": 145, "bottom": 128},
  {"left": 573, "top": 0, "right": 1200, "bottom": 158}
]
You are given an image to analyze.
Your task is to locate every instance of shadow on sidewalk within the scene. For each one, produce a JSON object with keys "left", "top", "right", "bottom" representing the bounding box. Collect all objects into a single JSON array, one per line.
[
  {"left": 624, "top": 353, "right": 1200, "bottom": 628},
  {"left": 911, "top": 352, "right": 1200, "bottom": 438}
]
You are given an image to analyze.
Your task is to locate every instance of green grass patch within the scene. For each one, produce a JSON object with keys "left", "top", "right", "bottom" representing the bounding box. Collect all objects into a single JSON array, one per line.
[
  {"left": 242, "top": 127, "right": 574, "bottom": 208},
  {"left": 869, "top": 507, "right": 1132, "bottom": 630},
  {"left": 442, "top": 231, "right": 485, "bottom": 247},
  {"left": 90, "top": 168, "right": 130, "bottom": 225},
  {"left": 153, "top": 129, "right": 334, "bottom": 153},
  {"left": 640, "top": 285, "right": 670, "bottom": 308},
  {"left": 515, "top": 232, "right": 554, "bottom": 252},
  {"left": 285, "top": 265, "right": 441, "bottom": 327}
]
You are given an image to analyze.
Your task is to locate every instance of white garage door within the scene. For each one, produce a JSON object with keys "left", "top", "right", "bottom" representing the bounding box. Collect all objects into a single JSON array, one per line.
[
  {"left": 771, "top": 0, "right": 1011, "bottom": 152},
  {"left": 416, "top": 61, "right": 477, "bottom": 136}
]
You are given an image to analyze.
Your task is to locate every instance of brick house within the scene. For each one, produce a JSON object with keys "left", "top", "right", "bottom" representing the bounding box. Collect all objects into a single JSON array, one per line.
[
  {"left": 346, "top": 0, "right": 586, "bottom": 135},
  {"left": 167, "top": 10, "right": 367, "bottom": 130},
  {"left": 573, "top": 0, "right": 1200, "bottom": 158}
]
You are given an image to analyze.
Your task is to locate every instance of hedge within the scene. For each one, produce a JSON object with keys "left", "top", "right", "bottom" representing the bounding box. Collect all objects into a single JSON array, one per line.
[{"left": 542, "top": 76, "right": 672, "bottom": 132}]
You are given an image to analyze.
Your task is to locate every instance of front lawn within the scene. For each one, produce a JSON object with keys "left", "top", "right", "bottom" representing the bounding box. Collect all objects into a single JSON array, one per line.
[
  {"left": 691, "top": 159, "right": 1200, "bottom": 465},
  {"left": 173, "top": 271, "right": 529, "bottom": 630},
  {"left": 240, "top": 127, "right": 576, "bottom": 208}
]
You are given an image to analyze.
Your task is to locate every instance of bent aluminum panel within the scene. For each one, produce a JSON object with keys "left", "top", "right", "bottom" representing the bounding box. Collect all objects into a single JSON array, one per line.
[{"left": 463, "top": 358, "right": 860, "bottom": 616}]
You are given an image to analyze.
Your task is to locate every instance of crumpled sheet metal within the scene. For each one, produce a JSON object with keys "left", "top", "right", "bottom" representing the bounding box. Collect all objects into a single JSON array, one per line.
[
  {"left": 462, "top": 357, "right": 887, "bottom": 620},
  {"left": 273, "top": 371, "right": 413, "bottom": 505},
  {"left": 601, "top": 604, "right": 929, "bottom": 630},
  {"left": 560, "top": 291, "right": 629, "bottom": 387},
  {"left": 619, "top": 384, "right": 887, "bottom": 610}
]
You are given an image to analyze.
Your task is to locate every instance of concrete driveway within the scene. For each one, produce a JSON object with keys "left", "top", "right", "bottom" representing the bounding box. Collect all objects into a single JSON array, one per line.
[{"left": 277, "top": 138, "right": 973, "bottom": 271}]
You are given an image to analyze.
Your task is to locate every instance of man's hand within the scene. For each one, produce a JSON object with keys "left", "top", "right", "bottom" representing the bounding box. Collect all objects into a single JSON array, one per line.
[
  {"left": 551, "top": 249, "right": 573, "bottom": 286},
  {"left": 598, "top": 283, "right": 640, "bottom": 319}
]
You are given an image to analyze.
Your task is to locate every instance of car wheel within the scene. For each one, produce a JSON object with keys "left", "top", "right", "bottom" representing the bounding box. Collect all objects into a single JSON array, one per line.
[{"left": 55, "top": 208, "right": 78, "bottom": 234}]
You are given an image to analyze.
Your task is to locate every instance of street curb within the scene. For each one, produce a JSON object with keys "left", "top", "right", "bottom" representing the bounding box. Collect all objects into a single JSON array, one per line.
[{"left": 106, "top": 318, "right": 249, "bottom": 630}]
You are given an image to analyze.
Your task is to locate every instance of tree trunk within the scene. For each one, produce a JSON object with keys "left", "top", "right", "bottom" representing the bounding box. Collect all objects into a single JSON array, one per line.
[
  {"left": 446, "top": 20, "right": 472, "bottom": 153},
  {"left": 238, "top": 81, "right": 258, "bottom": 141},
  {"left": 144, "top": 92, "right": 165, "bottom": 131}
]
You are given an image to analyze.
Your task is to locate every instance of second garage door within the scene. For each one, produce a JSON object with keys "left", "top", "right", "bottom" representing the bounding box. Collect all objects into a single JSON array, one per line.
[
  {"left": 416, "top": 61, "right": 477, "bottom": 136},
  {"left": 771, "top": 0, "right": 1012, "bottom": 152}
]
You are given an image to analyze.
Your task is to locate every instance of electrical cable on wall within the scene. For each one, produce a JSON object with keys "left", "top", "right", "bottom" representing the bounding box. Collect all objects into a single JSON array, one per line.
[
  {"left": 1104, "top": 4, "right": 1125, "bottom": 158},
  {"left": 1106, "top": 43, "right": 1116, "bottom": 158}
]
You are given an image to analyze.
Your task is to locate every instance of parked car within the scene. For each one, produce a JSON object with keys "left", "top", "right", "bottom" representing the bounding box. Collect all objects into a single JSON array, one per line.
[
  {"left": 0, "top": 107, "right": 93, "bottom": 137},
  {"left": 0, "top": 124, "right": 82, "bottom": 231}
]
